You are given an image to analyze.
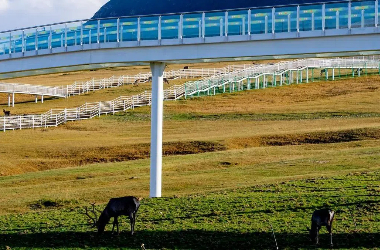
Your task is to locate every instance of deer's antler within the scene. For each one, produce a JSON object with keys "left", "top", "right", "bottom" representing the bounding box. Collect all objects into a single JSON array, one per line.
[{"left": 82, "top": 203, "right": 98, "bottom": 228}]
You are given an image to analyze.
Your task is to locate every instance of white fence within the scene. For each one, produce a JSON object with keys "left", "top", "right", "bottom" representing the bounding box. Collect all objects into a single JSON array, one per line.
[{"left": 1, "top": 57, "right": 379, "bottom": 132}]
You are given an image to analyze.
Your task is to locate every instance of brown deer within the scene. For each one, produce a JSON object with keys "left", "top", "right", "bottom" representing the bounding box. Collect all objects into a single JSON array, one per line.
[
  {"left": 3, "top": 109, "right": 10, "bottom": 116},
  {"left": 83, "top": 196, "right": 140, "bottom": 235},
  {"left": 307, "top": 209, "right": 335, "bottom": 246}
]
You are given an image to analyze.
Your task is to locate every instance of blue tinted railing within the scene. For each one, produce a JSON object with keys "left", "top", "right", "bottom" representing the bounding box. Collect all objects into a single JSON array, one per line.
[{"left": 0, "top": 0, "right": 378, "bottom": 56}]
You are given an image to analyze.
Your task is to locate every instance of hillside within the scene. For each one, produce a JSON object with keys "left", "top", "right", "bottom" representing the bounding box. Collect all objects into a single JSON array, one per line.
[{"left": 92, "top": 0, "right": 330, "bottom": 18}]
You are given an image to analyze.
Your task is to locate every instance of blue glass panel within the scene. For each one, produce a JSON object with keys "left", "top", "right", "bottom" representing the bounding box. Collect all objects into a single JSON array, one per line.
[
  {"left": 325, "top": 2, "right": 348, "bottom": 29},
  {"left": 161, "top": 15, "right": 180, "bottom": 39},
  {"left": 24, "top": 29, "right": 38, "bottom": 51},
  {"left": 351, "top": 1, "right": 376, "bottom": 28},
  {"left": 119, "top": 17, "right": 138, "bottom": 42},
  {"left": 299, "top": 5, "right": 323, "bottom": 31},
  {"left": 183, "top": 13, "right": 202, "bottom": 38},
  {"left": 274, "top": 6, "right": 297, "bottom": 33},
  {"left": 140, "top": 16, "right": 159, "bottom": 40},
  {"left": 250, "top": 8, "right": 272, "bottom": 34},
  {"left": 9, "top": 30, "right": 23, "bottom": 53},
  {"left": 205, "top": 12, "right": 224, "bottom": 37},
  {"left": 36, "top": 27, "right": 49, "bottom": 50},
  {"left": 101, "top": 20, "right": 118, "bottom": 43},
  {"left": 228, "top": 10, "right": 249, "bottom": 36},
  {"left": 0, "top": 33, "right": 9, "bottom": 55},
  {"left": 65, "top": 23, "right": 81, "bottom": 47}
]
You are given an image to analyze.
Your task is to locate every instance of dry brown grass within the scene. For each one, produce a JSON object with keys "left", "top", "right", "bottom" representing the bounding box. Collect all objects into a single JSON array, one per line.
[{"left": 0, "top": 72, "right": 379, "bottom": 176}]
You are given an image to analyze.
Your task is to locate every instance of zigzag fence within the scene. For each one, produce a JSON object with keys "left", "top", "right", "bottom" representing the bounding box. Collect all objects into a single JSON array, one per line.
[
  {"left": 1, "top": 57, "right": 379, "bottom": 132},
  {"left": 0, "top": 65, "right": 251, "bottom": 107}
]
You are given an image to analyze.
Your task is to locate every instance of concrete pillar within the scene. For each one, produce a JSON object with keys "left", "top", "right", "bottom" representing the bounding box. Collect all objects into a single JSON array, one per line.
[
  {"left": 35, "top": 95, "right": 38, "bottom": 103},
  {"left": 150, "top": 62, "right": 166, "bottom": 198},
  {"left": 12, "top": 93, "right": 14, "bottom": 107},
  {"left": 41, "top": 95, "right": 44, "bottom": 103}
]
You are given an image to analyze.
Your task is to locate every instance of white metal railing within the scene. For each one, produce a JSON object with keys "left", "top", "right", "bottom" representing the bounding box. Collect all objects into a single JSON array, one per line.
[{"left": 1, "top": 57, "right": 379, "bottom": 132}]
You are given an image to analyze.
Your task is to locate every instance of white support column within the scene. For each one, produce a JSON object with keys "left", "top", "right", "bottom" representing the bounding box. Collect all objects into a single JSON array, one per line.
[
  {"left": 12, "top": 93, "right": 15, "bottom": 107},
  {"left": 35, "top": 95, "right": 38, "bottom": 103},
  {"left": 150, "top": 62, "right": 166, "bottom": 198},
  {"left": 41, "top": 95, "right": 44, "bottom": 103}
]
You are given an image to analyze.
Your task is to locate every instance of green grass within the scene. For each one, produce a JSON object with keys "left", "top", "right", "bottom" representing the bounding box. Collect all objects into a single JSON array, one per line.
[{"left": 1, "top": 172, "right": 379, "bottom": 249}]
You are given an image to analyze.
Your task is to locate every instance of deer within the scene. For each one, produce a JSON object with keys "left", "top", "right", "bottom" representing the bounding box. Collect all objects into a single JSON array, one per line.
[
  {"left": 3, "top": 109, "right": 10, "bottom": 116},
  {"left": 83, "top": 196, "right": 141, "bottom": 235},
  {"left": 307, "top": 208, "right": 335, "bottom": 247}
]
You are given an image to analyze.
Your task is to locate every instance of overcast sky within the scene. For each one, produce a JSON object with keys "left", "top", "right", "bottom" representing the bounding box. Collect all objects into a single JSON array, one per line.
[{"left": 0, "top": 0, "right": 109, "bottom": 31}]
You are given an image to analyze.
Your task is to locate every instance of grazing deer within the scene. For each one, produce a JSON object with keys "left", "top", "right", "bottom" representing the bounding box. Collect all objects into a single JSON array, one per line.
[
  {"left": 3, "top": 109, "right": 10, "bottom": 116},
  {"left": 307, "top": 209, "right": 335, "bottom": 246},
  {"left": 84, "top": 196, "right": 140, "bottom": 235}
]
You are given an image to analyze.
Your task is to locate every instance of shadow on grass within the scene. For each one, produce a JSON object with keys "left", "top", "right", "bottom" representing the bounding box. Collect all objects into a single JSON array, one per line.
[{"left": 1, "top": 230, "right": 379, "bottom": 249}]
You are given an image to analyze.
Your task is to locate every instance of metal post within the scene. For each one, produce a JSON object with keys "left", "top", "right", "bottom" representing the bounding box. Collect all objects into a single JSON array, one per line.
[
  {"left": 248, "top": 9, "right": 251, "bottom": 35},
  {"left": 80, "top": 21, "right": 83, "bottom": 45},
  {"left": 179, "top": 14, "right": 183, "bottom": 39},
  {"left": 242, "top": 17, "right": 245, "bottom": 35},
  {"left": 41, "top": 95, "right": 44, "bottom": 103},
  {"left": 158, "top": 16, "right": 162, "bottom": 40},
  {"left": 332, "top": 68, "right": 335, "bottom": 80},
  {"left": 137, "top": 18, "right": 141, "bottom": 42},
  {"left": 225, "top": 11, "right": 229, "bottom": 36},
  {"left": 306, "top": 68, "right": 309, "bottom": 83},
  {"left": 272, "top": 7, "right": 276, "bottom": 34},
  {"left": 35, "top": 29, "right": 38, "bottom": 51},
  {"left": 336, "top": 11, "right": 339, "bottom": 29},
  {"left": 117, "top": 18, "right": 120, "bottom": 42},
  {"left": 64, "top": 24, "right": 67, "bottom": 47},
  {"left": 376, "top": 0, "right": 379, "bottom": 27},
  {"left": 12, "top": 93, "right": 14, "bottom": 107},
  {"left": 35, "top": 95, "right": 38, "bottom": 103},
  {"left": 297, "top": 5, "right": 300, "bottom": 33},
  {"left": 49, "top": 26, "right": 52, "bottom": 49},
  {"left": 265, "top": 15, "right": 268, "bottom": 34},
  {"left": 288, "top": 14, "right": 291, "bottom": 32},
  {"left": 21, "top": 30, "right": 25, "bottom": 53},
  {"left": 202, "top": 13, "right": 206, "bottom": 38},
  {"left": 97, "top": 20, "right": 100, "bottom": 43},
  {"left": 322, "top": 4, "right": 326, "bottom": 31},
  {"left": 312, "top": 13, "right": 315, "bottom": 31},
  {"left": 361, "top": 9, "right": 365, "bottom": 28},
  {"left": 348, "top": 1, "right": 352, "bottom": 29},
  {"left": 150, "top": 62, "right": 166, "bottom": 198}
]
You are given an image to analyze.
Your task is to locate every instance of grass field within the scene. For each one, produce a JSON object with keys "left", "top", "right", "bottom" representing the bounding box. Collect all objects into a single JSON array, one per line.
[
  {"left": 0, "top": 172, "right": 379, "bottom": 249},
  {"left": 0, "top": 63, "right": 380, "bottom": 249}
]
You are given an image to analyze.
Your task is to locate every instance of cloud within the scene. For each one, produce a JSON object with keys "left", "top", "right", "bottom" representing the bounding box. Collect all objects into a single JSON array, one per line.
[
  {"left": 0, "top": 0, "right": 10, "bottom": 12},
  {"left": 0, "top": 0, "right": 109, "bottom": 31}
]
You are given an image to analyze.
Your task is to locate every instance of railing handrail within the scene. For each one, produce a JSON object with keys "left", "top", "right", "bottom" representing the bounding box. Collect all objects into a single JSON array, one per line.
[{"left": 0, "top": 0, "right": 360, "bottom": 34}]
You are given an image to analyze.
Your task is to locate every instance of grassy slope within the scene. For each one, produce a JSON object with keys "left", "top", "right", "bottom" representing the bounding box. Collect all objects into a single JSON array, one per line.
[
  {"left": 0, "top": 69, "right": 379, "bottom": 249},
  {"left": 0, "top": 172, "right": 379, "bottom": 249}
]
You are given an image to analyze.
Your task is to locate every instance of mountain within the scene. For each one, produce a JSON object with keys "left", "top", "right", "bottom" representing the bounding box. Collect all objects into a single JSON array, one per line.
[{"left": 92, "top": 0, "right": 331, "bottom": 19}]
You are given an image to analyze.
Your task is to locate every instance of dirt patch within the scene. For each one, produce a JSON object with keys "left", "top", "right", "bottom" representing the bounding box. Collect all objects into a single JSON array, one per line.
[{"left": 228, "top": 128, "right": 380, "bottom": 148}]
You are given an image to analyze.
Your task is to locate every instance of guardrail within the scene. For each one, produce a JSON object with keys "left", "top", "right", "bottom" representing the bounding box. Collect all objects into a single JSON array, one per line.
[
  {"left": 1, "top": 57, "right": 379, "bottom": 132},
  {"left": 0, "top": 0, "right": 378, "bottom": 56}
]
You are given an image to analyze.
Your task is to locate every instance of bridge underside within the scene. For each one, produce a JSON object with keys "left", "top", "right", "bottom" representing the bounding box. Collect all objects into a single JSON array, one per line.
[{"left": 1, "top": 30, "right": 380, "bottom": 79}]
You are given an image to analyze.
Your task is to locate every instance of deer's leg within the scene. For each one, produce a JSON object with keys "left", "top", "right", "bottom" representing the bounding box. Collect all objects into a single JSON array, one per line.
[
  {"left": 327, "top": 225, "right": 333, "bottom": 246},
  {"left": 129, "top": 213, "right": 134, "bottom": 235},
  {"left": 315, "top": 227, "right": 320, "bottom": 245},
  {"left": 111, "top": 217, "right": 116, "bottom": 234},
  {"left": 132, "top": 212, "right": 137, "bottom": 234}
]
